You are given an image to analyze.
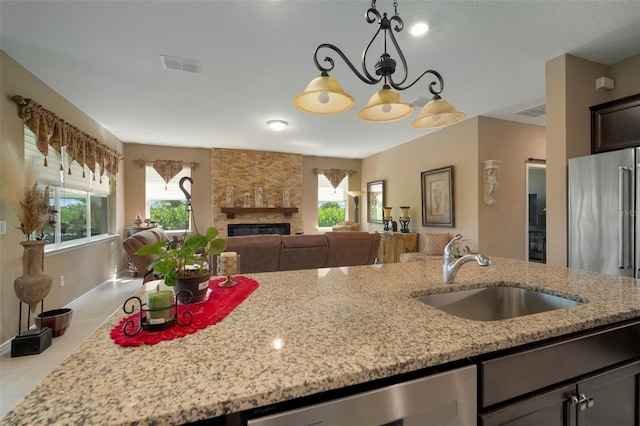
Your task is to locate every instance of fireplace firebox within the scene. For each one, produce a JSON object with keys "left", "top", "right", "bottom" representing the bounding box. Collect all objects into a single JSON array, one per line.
[{"left": 228, "top": 223, "right": 290, "bottom": 236}]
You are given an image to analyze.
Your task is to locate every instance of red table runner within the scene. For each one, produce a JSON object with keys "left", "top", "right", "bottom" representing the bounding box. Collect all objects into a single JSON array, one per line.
[{"left": 110, "top": 276, "right": 259, "bottom": 347}]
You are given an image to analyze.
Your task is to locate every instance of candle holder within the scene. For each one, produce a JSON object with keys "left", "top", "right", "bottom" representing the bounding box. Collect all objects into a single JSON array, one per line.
[
  {"left": 399, "top": 206, "right": 410, "bottom": 233},
  {"left": 383, "top": 206, "right": 393, "bottom": 232},
  {"left": 121, "top": 289, "right": 193, "bottom": 336}
]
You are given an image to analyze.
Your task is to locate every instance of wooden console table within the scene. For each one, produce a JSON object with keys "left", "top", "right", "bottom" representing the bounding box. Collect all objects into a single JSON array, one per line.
[
  {"left": 377, "top": 232, "right": 418, "bottom": 264},
  {"left": 221, "top": 207, "right": 298, "bottom": 219}
]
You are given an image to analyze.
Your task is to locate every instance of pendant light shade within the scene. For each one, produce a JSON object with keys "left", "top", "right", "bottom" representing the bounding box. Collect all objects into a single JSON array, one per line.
[
  {"left": 293, "top": 74, "right": 355, "bottom": 115},
  {"left": 296, "top": 2, "right": 464, "bottom": 128},
  {"left": 358, "top": 86, "right": 415, "bottom": 122},
  {"left": 412, "top": 96, "right": 465, "bottom": 128}
]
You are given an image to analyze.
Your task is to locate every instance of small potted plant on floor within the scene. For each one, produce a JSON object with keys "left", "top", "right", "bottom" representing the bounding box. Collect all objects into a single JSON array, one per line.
[{"left": 135, "top": 227, "right": 226, "bottom": 303}]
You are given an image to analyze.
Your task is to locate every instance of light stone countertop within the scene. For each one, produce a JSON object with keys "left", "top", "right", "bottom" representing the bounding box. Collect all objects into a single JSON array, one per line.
[{"left": 3, "top": 257, "right": 640, "bottom": 425}]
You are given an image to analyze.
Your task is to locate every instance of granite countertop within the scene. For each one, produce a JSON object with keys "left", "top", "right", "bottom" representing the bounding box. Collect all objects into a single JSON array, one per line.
[{"left": 3, "top": 257, "right": 640, "bottom": 425}]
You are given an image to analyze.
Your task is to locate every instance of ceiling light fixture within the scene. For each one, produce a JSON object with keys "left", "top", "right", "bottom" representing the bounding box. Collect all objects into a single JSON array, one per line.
[
  {"left": 267, "top": 120, "right": 288, "bottom": 131},
  {"left": 293, "top": 0, "right": 464, "bottom": 128}
]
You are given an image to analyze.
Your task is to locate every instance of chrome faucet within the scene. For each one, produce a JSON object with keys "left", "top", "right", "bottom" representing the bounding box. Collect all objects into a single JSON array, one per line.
[{"left": 443, "top": 235, "right": 491, "bottom": 283}]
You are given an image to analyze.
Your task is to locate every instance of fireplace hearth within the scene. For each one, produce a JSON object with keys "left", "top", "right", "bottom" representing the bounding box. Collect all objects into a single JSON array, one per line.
[{"left": 228, "top": 223, "right": 290, "bottom": 236}]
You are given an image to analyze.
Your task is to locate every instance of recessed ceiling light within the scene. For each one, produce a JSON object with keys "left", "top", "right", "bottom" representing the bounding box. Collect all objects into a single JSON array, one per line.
[
  {"left": 267, "top": 120, "right": 288, "bottom": 131},
  {"left": 410, "top": 22, "right": 429, "bottom": 36}
]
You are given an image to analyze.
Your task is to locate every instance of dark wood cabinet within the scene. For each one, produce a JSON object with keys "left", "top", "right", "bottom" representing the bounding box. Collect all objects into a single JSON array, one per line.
[
  {"left": 591, "top": 93, "right": 640, "bottom": 154},
  {"left": 481, "top": 360, "right": 640, "bottom": 426},
  {"left": 478, "top": 320, "right": 640, "bottom": 426}
]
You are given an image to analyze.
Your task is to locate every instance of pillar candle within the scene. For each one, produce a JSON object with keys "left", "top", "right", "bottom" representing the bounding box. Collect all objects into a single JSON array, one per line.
[
  {"left": 147, "top": 290, "right": 174, "bottom": 322},
  {"left": 218, "top": 251, "right": 238, "bottom": 276}
]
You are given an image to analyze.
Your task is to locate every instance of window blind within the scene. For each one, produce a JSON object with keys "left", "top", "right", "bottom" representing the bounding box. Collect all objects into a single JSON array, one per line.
[
  {"left": 24, "top": 127, "right": 111, "bottom": 194},
  {"left": 145, "top": 165, "right": 192, "bottom": 201}
]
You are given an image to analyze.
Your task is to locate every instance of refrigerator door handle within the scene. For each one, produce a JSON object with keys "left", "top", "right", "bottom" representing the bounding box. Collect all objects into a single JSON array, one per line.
[{"left": 619, "top": 166, "right": 632, "bottom": 270}]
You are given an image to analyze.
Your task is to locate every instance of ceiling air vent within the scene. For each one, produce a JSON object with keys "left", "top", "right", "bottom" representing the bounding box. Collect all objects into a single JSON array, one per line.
[
  {"left": 516, "top": 104, "right": 546, "bottom": 118},
  {"left": 160, "top": 55, "right": 200, "bottom": 73}
]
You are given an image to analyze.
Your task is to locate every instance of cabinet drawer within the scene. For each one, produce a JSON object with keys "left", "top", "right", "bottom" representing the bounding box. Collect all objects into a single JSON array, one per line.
[{"left": 480, "top": 320, "right": 640, "bottom": 408}]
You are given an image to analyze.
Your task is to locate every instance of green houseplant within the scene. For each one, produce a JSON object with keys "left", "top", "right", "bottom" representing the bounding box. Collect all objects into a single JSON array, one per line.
[{"left": 135, "top": 227, "right": 227, "bottom": 303}]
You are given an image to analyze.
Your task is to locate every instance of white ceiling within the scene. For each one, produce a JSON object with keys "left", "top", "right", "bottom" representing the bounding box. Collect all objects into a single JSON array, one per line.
[{"left": 2, "top": 1, "right": 640, "bottom": 159}]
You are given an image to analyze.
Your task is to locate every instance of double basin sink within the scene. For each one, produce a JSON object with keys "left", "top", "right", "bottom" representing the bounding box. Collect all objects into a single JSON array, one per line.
[{"left": 415, "top": 285, "right": 585, "bottom": 321}]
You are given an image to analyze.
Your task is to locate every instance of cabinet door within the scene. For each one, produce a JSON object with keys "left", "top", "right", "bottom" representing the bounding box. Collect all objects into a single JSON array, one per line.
[
  {"left": 377, "top": 234, "right": 395, "bottom": 264},
  {"left": 480, "top": 383, "right": 575, "bottom": 426},
  {"left": 576, "top": 360, "right": 640, "bottom": 426}
]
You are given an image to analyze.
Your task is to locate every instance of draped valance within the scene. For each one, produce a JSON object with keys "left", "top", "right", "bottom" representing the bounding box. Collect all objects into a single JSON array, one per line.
[
  {"left": 312, "top": 168, "right": 357, "bottom": 190},
  {"left": 133, "top": 159, "right": 199, "bottom": 188},
  {"left": 12, "top": 95, "right": 124, "bottom": 178}
]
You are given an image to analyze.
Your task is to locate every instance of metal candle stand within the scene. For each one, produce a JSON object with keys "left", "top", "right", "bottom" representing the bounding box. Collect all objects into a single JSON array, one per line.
[
  {"left": 121, "top": 289, "right": 193, "bottom": 336},
  {"left": 399, "top": 217, "right": 410, "bottom": 233},
  {"left": 383, "top": 216, "right": 392, "bottom": 232}
]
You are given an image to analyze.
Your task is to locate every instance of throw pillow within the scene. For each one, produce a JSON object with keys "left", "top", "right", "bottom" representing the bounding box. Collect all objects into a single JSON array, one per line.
[{"left": 423, "top": 233, "right": 450, "bottom": 255}]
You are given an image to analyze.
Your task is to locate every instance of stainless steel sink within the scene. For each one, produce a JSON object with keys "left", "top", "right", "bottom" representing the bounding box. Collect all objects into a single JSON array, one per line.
[{"left": 415, "top": 286, "right": 584, "bottom": 321}]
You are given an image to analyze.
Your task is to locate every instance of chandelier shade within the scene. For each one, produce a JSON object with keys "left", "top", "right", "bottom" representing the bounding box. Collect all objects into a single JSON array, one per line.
[
  {"left": 294, "top": 0, "right": 465, "bottom": 127},
  {"left": 412, "top": 96, "right": 466, "bottom": 128},
  {"left": 293, "top": 74, "right": 355, "bottom": 115},
  {"left": 358, "top": 86, "right": 415, "bottom": 122}
]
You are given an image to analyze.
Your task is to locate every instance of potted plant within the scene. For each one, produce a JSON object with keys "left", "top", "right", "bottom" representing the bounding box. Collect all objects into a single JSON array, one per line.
[{"left": 135, "top": 227, "right": 227, "bottom": 303}]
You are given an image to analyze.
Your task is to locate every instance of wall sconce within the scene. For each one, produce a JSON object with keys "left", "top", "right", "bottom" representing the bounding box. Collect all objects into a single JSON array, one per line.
[
  {"left": 347, "top": 191, "right": 363, "bottom": 224},
  {"left": 399, "top": 206, "right": 410, "bottom": 233},
  {"left": 383, "top": 206, "right": 393, "bottom": 231},
  {"left": 483, "top": 160, "right": 502, "bottom": 205}
]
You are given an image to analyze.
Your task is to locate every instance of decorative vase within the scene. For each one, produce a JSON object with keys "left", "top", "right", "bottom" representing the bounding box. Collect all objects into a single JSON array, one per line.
[
  {"left": 174, "top": 272, "right": 211, "bottom": 304},
  {"left": 14, "top": 240, "right": 52, "bottom": 313}
]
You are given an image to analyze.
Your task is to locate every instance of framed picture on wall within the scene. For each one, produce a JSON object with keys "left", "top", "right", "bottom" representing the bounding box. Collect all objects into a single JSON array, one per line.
[
  {"left": 421, "top": 166, "right": 454, "bottom": 227},
  {"left": 367, "top": 180, "right": 384, "bottom": 224}
]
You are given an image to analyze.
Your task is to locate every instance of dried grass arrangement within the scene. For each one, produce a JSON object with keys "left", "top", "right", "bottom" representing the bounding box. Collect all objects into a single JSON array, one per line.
[
  {"left": 2, "top": 143, "right": 51, "bottom": 240},
  {"left": 16, "top": 183, "right": 50, "bottom": 238}
]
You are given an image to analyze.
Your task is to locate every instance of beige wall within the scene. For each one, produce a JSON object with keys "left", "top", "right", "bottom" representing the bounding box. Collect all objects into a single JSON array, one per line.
[
  {"left": 477, "top": 117, "right": 546, "bottom": 258},
  {"left": 545, "top": 53, "right": 640, "bottom": 266},
  {"left": 361, "top": 116, "right": 546, "bottom": 256},
  {"left": 0, "top": 51, "right": 125, "bottom": 345},
  {"left": 361, "top": 118, "right": 481, "bottom": 250},
  {"left": 123, "top": 143, "right": 212, "bottom": 234}
]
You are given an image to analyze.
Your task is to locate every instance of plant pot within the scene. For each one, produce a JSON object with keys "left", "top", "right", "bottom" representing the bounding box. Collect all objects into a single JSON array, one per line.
[
  {"left": 174, "top": 273, "right": 211, "bottom": 304},
  {"left": 35, "top": 308, "right": 73, "bottom": 337}
]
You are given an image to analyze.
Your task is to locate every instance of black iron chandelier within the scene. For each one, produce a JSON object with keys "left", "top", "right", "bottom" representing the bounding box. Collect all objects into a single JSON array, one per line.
[{"left": 293, "top": 0, "right": 465, "bottom": 128}]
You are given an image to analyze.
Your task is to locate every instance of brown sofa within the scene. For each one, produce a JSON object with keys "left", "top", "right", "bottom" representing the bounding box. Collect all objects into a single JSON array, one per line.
[
  {"left": 124, "top": 229, "right": 381, "bottom": 278},
  {"left": 220, "top": 232, "right": 381, "bottom": 273}
]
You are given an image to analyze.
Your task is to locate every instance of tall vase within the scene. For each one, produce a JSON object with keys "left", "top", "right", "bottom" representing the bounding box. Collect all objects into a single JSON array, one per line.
[{"left": 14, "top": 240, "right": 52, "bottom": 313}]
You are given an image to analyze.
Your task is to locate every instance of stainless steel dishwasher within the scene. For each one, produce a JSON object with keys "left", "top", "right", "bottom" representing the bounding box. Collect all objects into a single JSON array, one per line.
[{"left": 247, "top": 365, "right": 476, "bottom": 426}]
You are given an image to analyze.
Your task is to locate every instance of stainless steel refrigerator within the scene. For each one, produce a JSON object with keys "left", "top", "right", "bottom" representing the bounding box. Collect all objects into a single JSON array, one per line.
[{"left": 568, "top": 147, "right": 639, "bottom": 278}]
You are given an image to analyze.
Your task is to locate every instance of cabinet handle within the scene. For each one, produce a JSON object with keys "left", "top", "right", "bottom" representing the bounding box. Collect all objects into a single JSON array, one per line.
[{"left": 570, "top": 393, "right": 594, "bottom": 411}]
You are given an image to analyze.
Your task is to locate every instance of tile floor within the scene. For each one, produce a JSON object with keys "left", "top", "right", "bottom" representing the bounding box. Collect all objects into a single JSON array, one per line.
[{"left": 0, "top": 275, "right": 142, "bottom": 418}]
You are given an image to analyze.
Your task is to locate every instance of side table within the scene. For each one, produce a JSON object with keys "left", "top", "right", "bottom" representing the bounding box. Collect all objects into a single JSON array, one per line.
[{"left": 377, "top": 232, "right": 418, "bottom": 264}]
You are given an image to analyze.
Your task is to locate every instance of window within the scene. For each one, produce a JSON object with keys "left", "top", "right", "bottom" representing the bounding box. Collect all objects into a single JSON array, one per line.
[
  {"left": 145, "top": 165, "right": 191, "bottom": 231},
  {"left": 24, "top": 127, "right": 111, "bottom": 247},
  {"left": 317, "top": 174, "right": 348, "bottom": 228}
]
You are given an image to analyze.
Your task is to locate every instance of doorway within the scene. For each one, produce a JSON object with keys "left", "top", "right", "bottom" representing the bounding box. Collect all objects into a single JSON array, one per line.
[{"left": 526, "top": 160, "right": 546, "bottom": 263}]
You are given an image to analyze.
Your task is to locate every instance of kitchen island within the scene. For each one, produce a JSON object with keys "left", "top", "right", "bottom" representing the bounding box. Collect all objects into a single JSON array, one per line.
[{"left": 3, "top": 257, "right": 640, "bottom": 425}]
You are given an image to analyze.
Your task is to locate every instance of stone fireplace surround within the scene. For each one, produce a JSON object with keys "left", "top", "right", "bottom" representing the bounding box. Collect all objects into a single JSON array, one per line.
[{"left": 211, "top": 148, "right": 304, "bottom": 238}]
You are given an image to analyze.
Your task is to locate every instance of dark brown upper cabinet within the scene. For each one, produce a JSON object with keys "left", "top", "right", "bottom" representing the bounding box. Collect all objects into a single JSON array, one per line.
[{"left": 591, "top": 93, "right": 640, "bottom": 154}]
